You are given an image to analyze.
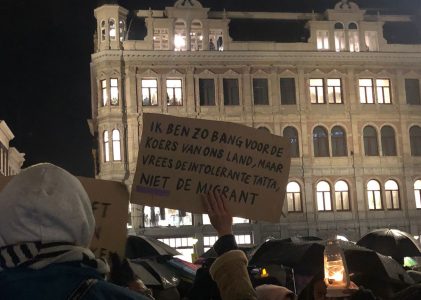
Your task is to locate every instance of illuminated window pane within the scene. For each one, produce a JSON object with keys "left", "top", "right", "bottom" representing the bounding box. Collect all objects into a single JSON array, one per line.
[
  {"left": 376, "top": 79, "right": 391, "bottom": 104},
  {"left": 310, "top": 79, "right": 324, "bottom": 104},
  {"left": 415, "top": 180, "right": 421, "bottom": 209},
  {"left": 112, "top": 129, "right": 121, "bottom": 161},
  {"left": 101, "top": 20, "right": 106, "bottom": 41},
  {"left": 110, "top": 78, "right": 119, "bottom": 105},
  {"left": 167, "top": 79, "right": 183, "bottom": 106},
  {"left": 349, "top": 29, "right": 360, "bottom": 52},
  {"left": 317, "top": 30, "right": 329, "bottom": 50},
  {"left": 367, "top": 180, "right": 382, "bottom": 210},
  {"left": 317, "top": 181, "right": 332, "bottom": 211},
  {"left": 385, "top": 180, "right": 399, "bottom": 210},
  {"left": 153, "top": 28, "right": 169, "bottom": 50},
  {"left": 174, "top": 20, "right": 187, "bottom": 51},
  {"left": 287, "top": 181, "right": 302, "bottom": 212},
  {"left": 109, "top": 19, "right": 116, "bottom": 40},
  {"left": 144, "top": 207, "right": 193, "bottom": 227},
  {"left": 334, "top": 25, "right": 346, "bottom": 52},
  {"left": 190, "top": 20, "right": 203, "bottom": 51},
  {"left": 141, "top": 79, "right": 158, "bottom": 106},
  {"left": 365, "top": 31, "right": 379, "bottom": 51},
  {"left": 103, "top": 130, "right": 110, "bottom": 162},
  {"left": 359, "top": 79, "right": 374, "bottom": 104},
  {"left": 327, "top": 79, "right": 342, "bottom": 104}
]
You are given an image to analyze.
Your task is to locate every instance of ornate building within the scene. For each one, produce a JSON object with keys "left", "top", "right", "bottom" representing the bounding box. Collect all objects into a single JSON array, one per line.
[
  {"left": 0, "top": 121, "right": 25, "bottom": 176},
  {"left": 90, "top": 0, "right": 421, "bottom": 259}
]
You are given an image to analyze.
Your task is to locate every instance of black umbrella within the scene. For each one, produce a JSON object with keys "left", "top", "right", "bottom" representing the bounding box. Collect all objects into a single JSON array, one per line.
[
  {"left": 127, "top": 260, "right": 161, "bottom": 286},
  {"left": 125, "top": 235, "right": 181, "bottom": 259},
  {"left": 357, "top": 229, "right": 421, "bottom": 264},
  {"left": 250, "top": 239, "right": 414, "bottom": 285},
  {"left": 131, "top": 257, "right": 180, "bottom": 289}
]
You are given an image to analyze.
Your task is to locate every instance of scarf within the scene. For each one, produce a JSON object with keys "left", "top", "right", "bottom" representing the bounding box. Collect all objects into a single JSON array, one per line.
[{"left": 0, "top": 242, "right": 109, "bottom": 275}]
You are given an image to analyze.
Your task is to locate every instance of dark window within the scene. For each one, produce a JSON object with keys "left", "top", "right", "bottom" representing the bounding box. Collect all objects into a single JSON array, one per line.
[
  {"left": 348, "top": 22, "right": 358, "bottom": 30},
  {"left": 223, "top": 79, "right": 239, "bottom": 105},
  {"left": 283, "top": 126, "right": 299, "bottom": 158},
  {"left": 253, "top": 78, "right": 269, "bottom": 105},
  {"left": 364, "top": 126, "right": 379, "bottom": 156},
  {"left": 410, "top": 126, "right": 421, "bottom": 156},
  {"left": 313, "top": 126, "right": 329, "bottom": 157},
  {"left": 280, "top": 78, "right": 296, "bottom": 105},
  {"left": 405, "top": 79, "right": 421, "bottom": 105},
  {"left": 331, "top": 126, "right": 347, "bottom": 157},
  {"left": 381, "top": 126, "right": 397, "bottom": 156},
  {"left": 199, "top": 79, "right": 215, "bottom": 106}
]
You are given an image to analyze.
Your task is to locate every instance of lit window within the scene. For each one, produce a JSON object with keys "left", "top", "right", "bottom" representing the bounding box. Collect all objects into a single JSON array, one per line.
[
  {"left": 209, "top": 29, "right": 223, "bottom": 51},
  {"left": 359, "top": 79, "right": 374, "bottom": 104},
  {"left": 166, "top": 79, "right": 183, "bottom": 106},
  {"left": 280, "top": 78, "right": 296, "bottom": 105},
  {"left": 110, "top": 79, "right": 119, "bottom": 106},
  {"left": 158, "top": 236, "right": 195, "bottom": 262},
  {"left": 144, "top": 207, "right": 193, "bottom": 227},
  {"left": 223, "top": 79, "right": 240, "bottom": 105},
  {"left": 385, "top": 180, "right": 400, "bottom": 210},
  {"left": 313, "top": 126, "right": 329, "bottom": 157},
  {"left": 103, "top": 130, "right": 110, "bottom": 162},
  {"left": 331, "top": 126, "right": 347, "bottom": 157},
  {"left": 109, "top": 19, "right": 116, "bottom": 40},
  {"left": 410, "top": 126, "right": 421, "bottom": 156},
  {"left": 367, "top": 180, "right": 382, "bottom": 210},
  {"left": 190, "top": 20, "right": 203, "bottom": 51},
  {"left": 141, "top": 79, "right": 158, "bottom": 106},
  {"left": 363, "top": 126, "right": 379, "bottom": 156},
  {"left": 317, "top": 30, "right": 329, "bottom": 50},
  {"left": 317, "top": 181, "right": 332, "bottom": 211},
  {"left": 405, "top": 79, "right": 421, "bottom": 105},
  {"left": 283, "top": 126, "right": 299, "bottom": 158},
  {"left": 287, "top": 181, "right": 302, "bottom": 212},
  {"left": 199, "top": 79, "right": 215, "bottom": 106},
  {"left": 253, "top": 78, "right": 269, "bottom": 105},
  {"left": 327, "top": 79, "right": 342, "bottom": 104},
  {"left": 203, "top": 214, "right": 249, "bottom": 225},
  {"left": 335, "top": 180, "right": 350, "bottom": 211},
  {"left": 310, "top": 79, "right": 325, "bottom": 104},
  {"left": 174, "top": 20, "right": 187, "bottom": 51},
  {"left": 334, "top": 23, "right": 346, "bottom": 52},
  {"left": 119, "top": 20, "right": 125, "bottom": 42},
  {"left": 153, "top": 28, "right": 169, "bottom": 50},
  {"left": 112, "top": 129, "right": 121, "bottom": 161},
  {"left": 414, "top": 180, "right": 421, "bottom": 209},
  {"left": 381, "top": 126, "right": 396, "bottom": 156},
  {"left": 101, "top": 79, "right": 108, "bottom": 106},
  {"left": 376, "top": 79, "right": 391, "bottom": 104},
  {"left": 365, "top": 31, "right": 379, "bottom": 51},
  {"left": 203, "top": 234, "right": 253, "bottom": 252},
  {"left": 101, "top": 20, "right": 106, "bottom": 41},
  {"left": 348, "top": 23, "right": 360, "bottom": 52}
]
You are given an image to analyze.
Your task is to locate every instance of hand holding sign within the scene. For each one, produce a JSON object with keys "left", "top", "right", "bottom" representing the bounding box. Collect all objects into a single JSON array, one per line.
[{"left": 202, "top": 192, "right": 233, "bottom": 237}]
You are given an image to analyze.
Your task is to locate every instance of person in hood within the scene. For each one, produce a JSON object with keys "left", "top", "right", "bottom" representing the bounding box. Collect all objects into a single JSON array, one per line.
[{"left": 0, "top": 163, "right": 149, "bottom": 300}]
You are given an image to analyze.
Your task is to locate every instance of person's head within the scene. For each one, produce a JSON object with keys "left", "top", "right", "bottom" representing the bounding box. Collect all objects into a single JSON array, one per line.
[{"left": 0, "top": 163, "right": 95, "bottom": 248}]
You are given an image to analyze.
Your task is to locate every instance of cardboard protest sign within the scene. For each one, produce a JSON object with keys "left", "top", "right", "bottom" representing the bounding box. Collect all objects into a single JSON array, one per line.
[
  {"left": 78, "top": 177, "right": 129, "bottom": 259},
  {"left": 0, "top": 174, "right": 128, "bottom": 259},
  {"left": 131, "top": 113, "right": 291, "bottom": 222}
]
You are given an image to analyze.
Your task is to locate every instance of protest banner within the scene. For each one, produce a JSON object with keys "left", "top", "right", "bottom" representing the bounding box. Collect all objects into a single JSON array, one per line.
[
  {"left": 0, "top": 174, "right": 128, "bottom": 259},
  {"left": 131, "top": 113, "right": 291, "bottom": 222}
]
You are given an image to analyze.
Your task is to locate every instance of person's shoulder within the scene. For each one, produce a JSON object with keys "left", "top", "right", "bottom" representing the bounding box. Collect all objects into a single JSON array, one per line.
[{"left": 84, "top": 280, "right": 150, "bottom": 300}]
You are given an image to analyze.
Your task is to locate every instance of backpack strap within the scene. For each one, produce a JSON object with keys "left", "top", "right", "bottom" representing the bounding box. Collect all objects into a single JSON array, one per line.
[{"left": 68, "top": 278, "right": 98, "bottom": 300}]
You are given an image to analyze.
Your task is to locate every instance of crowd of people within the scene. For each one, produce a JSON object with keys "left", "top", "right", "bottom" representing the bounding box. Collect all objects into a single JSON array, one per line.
[{"left": 1, "top": 163, "right": 421, "bottom": 299}]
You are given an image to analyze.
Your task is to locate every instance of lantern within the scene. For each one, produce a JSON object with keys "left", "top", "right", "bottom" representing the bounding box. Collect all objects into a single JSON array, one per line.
[{"left": 324, "top": 240, "right": 350, "bottom": 297}]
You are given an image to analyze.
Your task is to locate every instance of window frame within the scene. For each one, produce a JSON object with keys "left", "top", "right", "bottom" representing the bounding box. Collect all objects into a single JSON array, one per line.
[
  {"left": 100, "top": 79, "right": 108, "bottom": 106},
  {"left": 110, "top": 78, "right": 119, "bottom": 106},
  {"left": 384, "top": 179, "right": 400, "bottom": 210},
  {"left": 316, "top": 30, "right": 330, "bottom": 50},
  {"left": 334, "top": 180, "right": 351, "bottom": 211},
  {"left": 141, "top": 79, "right": 159, "bottom": 106},
  {"left": 331, "top": 126, "right": 348, "bottom": 157},
  {"left": 414, "top": 180, "right": 421, "bottom": 209},
  {"left": 286, "top": 181, "right": 302, "bottom": 213},
  {"left": 381, "top": 126, "right": 397, "bottom": 156},
  {"left": 367, "top": 180, "right": 383, "bottom": 210},
  {"left": 410, "top": 126, "right": 421, "bottom": 156},
  {"left": 283, "top": 126, "right": 300, "bottom": 158},
  {"left": 316, "top": 181, "right": 332, "bottom": 211},
  {"left": 223, "top": 78, "right": 240, "bottom": 106},
  {"left": 280, "top": 77, "right": 297, "bottom": 105},
  {"left": 363, "top": 126, "right": 379, "bottom": 156},
  {"left": 310, "top": 79, "right": 325, "bottom": 104},
  {"left": 103, "top": 130, "right": 110, "bottom": 162},
  {"left": 327, "top": 79, "right": 343, "bottom": 104},
  {"left": 199, "top": 78, "right": 216, "bottom": 106},
  {"left": 112, "top": 129, "right": 121, "bottom": 161},
  {"left": 253, "top": 78, "right": 269, "bottom": 105},
  {"left": 313, "top": 126, "right": 330, "bottom": 157},
  {"left": 405, "top": 79, "right": 421, "bottom": 105},
  {"left": 166, "top": 78, "right": 183, "bottom": 106}
]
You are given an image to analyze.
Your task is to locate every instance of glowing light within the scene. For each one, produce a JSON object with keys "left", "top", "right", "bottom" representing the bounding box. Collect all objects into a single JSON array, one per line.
[
  {"left": 261, "top": 268, "right": 269, "bottom": 278},
  {"left": 174, "top": 34, "right": 186, "bottom": 50}
]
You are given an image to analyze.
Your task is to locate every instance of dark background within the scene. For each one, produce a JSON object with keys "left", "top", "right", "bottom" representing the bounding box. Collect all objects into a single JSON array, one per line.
[{"left": 0, "top": 0, "right": 419, "bottom": 177}]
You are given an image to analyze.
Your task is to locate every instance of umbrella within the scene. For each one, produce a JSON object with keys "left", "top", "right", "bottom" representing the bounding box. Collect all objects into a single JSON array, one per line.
[
  {"left": 125, "top": 235, "right": 181, "bottom": 259},
  {"left": 195, "top": 245, "right": 256, "bottom": 265},
  {"left": 357, "top": 229, "right": 421, "bottom": 264},
  {"left": 127, "top": 260, "right": 161, "bottom": 286},
  {"left": 249, "top": 239, "right": 414, "bottom": 285},
  {"left": 131, "top": 257, "right": 180, "bottom": 289}
]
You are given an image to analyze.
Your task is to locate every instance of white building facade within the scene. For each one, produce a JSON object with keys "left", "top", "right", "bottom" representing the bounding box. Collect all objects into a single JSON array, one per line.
[
  {"left": 0, "top": 121, "right": 25, "bottom": 176},
  {"left": 90, "top": 0, "right": 421, "bottom": 257}
]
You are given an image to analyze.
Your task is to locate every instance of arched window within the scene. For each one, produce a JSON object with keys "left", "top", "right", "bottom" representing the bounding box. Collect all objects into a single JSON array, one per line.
[
  {"left": 414, "top": 180, "right": 421, "bottom": 209},
  {"left": 367, "top": 180, "right": 382, "bottom": 210},
  {"left": 348, "top": 22, "right": 360, "bottom": 52},
  {"left": 109, "top": 19, "right": 116, "bottom": 40},
  {"left": 317, "top": 181, "right": 332, "bottom": 211},
  {"left": 190, "top": 20, "right": 203, "bottom": 51},
  {"left": 174, "top": 19, "right": 187, "bottom": 51},
  {"left": 119, "top": 20, "right": 125, "bottom": 42},
  {"left": 381, "top": 126, "right": 397, "bottom": 156},
  {"left": 364, "top": 126, "right": 379, "bottom": 156},
  {"left": 112, "top": 129, "right": 121, "bottom": 161},
  {"left": 258, "top": 127, "right": 270, "bottom": 133},
  {"left": 334, "top": 22, "right": 345, "bottom": 52},
  {"left": 335, "top": 180, "right": 350, "bottom": 211},
  {"left": 101, "top": 20, "right": 106, "bottom": 41},
  {"left": 385, "top": 180, "right": 400, "bottom": 210},
  {"left": 101, "top": 79, "right": 108, "bottom": 106},
  {"left": 287, "top": 182, "right": 302, "bottom": 212},
  {"left": 313, "top": 126, "right": 329, "bottom": 157},
  {"left": 331, "top": 126, "right": 347, "bottom": 157},
  {"left": 103, "top": 131, "right": 110, "bottom": 162},
  {"left": 110, "top": 79, "right": 119, "bottom": 106},
  {"left": 410, "top": 126, "right": 421, "bottom": 156},
  {"left": 283, "top": 126, "right": 299, "bottom": 158}
]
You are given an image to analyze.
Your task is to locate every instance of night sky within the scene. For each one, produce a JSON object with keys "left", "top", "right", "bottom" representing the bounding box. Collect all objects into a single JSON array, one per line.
[{"left": 0, "top": 0, "right": 419, "bottom": 177}]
